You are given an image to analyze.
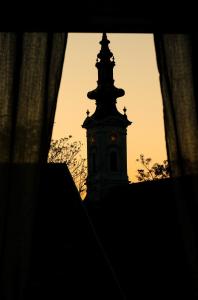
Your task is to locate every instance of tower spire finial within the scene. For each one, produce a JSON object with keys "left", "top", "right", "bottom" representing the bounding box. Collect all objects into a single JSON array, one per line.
[
  {"left": 87, "top": 33, "right": 125, "bottom": 101},
  {"left": 102, "top": 32, "right": 108, "bottom": 41},
  {"left": 97, "top": 32, "right": 113, "bottom": 63}
]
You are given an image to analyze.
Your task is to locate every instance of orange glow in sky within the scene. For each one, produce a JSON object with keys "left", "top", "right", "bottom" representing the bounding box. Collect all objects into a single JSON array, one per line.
[{"left": 52, "top": 33, "right": 167, "bottom": 182}]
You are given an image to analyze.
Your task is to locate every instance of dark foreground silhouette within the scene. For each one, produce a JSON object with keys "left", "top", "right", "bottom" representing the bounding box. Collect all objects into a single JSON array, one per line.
[{"left": 0, "top": 164, "right": 197, "bottom": 298}]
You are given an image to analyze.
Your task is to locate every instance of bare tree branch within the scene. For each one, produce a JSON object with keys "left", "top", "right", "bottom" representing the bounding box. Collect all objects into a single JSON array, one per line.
[{"left": 48, "top": 135, "right": 87, "bottom": 199}]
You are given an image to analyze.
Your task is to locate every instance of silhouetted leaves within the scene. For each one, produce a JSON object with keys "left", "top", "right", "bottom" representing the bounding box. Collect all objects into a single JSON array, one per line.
[{"left": 136, "top": 154, "right": 170, "bottom": 182}]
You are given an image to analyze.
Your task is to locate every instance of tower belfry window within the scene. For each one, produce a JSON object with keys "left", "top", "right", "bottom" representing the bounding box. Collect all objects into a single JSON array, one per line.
[
  {"left": 92, "top": 152, "right": 96, "bottom": 173},
  {"left": 110, "top": 151, "right": 118, "bottom": 172}
]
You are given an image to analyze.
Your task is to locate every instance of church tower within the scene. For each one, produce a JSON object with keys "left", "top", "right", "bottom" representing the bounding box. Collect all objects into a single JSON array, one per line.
[{"left": 82, "top": 33, "right": 132, "bottom": 201}]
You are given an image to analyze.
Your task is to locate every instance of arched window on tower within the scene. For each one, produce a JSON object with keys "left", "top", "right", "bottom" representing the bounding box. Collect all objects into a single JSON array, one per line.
[
  {"left": 91, "top": 152, "right": 97, "bottom": 173},
  {"left": 110, "top": 150, "right": 118, "bottom": 172}
]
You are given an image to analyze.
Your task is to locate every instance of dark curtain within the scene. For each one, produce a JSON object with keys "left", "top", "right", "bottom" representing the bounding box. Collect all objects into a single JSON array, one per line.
[
  {"left": 0, "top": 33, "right": 67, "bottom": 299},
  {"left": 154, "top": 34, "right": 198, "bottom": 177},
  {"left": 154, "top": 34, "right": 198, "bottom": 296}
]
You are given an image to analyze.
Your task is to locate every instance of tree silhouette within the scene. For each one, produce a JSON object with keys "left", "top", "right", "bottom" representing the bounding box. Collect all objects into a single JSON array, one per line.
[
  {"left": 136, "top": 154, "right": 170, "bottom": 182},
  {"left": 48, "top": 135, "right": 87, "bottom": 198}
]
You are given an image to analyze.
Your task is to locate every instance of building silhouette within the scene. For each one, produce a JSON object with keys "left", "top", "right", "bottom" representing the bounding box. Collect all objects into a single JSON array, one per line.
[{"left": 82, "top": 33, "right": 131, "bottom": 201}]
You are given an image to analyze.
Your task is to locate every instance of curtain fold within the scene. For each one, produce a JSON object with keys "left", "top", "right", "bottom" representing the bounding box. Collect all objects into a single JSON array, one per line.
[
  {"left": 0, "top": 33, "right": 67, "bottom": 163},
  {"left": 0, "top": 32, "right": 67, "bottom": 299},
  {"left": 154, "top": 34, "right": 198, "bottom": 177},
  {"left": 154, "top": 34, "right": 198, "bottom": 296}
]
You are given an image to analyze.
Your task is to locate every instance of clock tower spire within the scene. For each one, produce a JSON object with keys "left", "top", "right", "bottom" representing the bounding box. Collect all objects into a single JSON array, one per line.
[{"left": 82, "top": 33, "right": 132, "bottom": 201}]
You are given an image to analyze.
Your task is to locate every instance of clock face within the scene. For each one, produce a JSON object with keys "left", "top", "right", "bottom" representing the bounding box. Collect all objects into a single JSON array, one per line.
[
  {"left": 110, "top": 133, "right": 117, "bottom": 142},
  {"left": 90, "top": 135, "right": 95, "bottom": 144}
]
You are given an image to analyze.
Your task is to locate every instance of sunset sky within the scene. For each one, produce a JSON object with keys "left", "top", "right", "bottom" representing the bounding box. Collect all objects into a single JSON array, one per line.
[{"left": 52, "top": 33, "right": 167, "bottom": 182}]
